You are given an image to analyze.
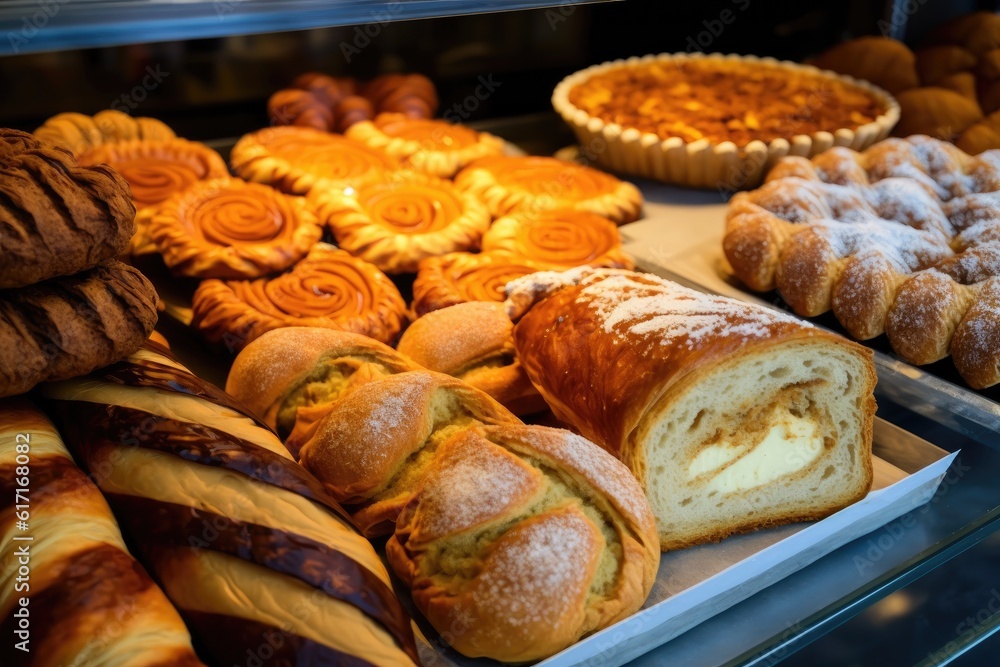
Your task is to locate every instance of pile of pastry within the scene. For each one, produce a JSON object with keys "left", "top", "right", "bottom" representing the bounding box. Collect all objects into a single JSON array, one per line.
[{"left": 33, "top": 87, "right": 643, "bottom": 356}]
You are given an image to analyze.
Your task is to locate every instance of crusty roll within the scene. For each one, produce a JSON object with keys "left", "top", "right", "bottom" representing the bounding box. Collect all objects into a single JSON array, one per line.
[
  {"left": 507, "top": 268, "right": 877, "bottom": 550},
  {"left": 0, "top": 260, "right": 158, "bottom": 398},
  {"left": 0, "top": 398, "right": 203, "bottom": 667},
  {"left": 34, "top": 109, "right": 176, "bottom": 156},
  {"left": 387, "top": 423, "right": 660, "bottom": 662},
  {"left": 226, "top": 327, "right": 421, "bottom": 455},
  {"left": 396, "top": 301, "right": 547, "bottom": 415},
  {"left": 39, "top": 344, "right": 420, "bottom": 667},
  {"left": 298, "top": 370, "right": 520, "bottom": 537}
]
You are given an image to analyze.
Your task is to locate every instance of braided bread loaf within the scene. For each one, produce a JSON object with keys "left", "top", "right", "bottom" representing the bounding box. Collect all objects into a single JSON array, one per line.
[
  {"left": 39, "top": 344, "right": 420, "bottom": 667},
  {"left": 0, "top": 398, "right": 203, "bottom": 667},
  {"left": 0, "top": 129, "right": 135, "bottom": 288},
  {"left": 724, "top": 135, "right": 1000, "bottom": 388},
  {"left": 34, "top": 110, "right": 175, "bottom": 156}
]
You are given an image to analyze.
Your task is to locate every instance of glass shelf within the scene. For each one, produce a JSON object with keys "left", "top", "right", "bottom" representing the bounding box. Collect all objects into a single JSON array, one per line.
[{"left": 0, "top": 0, "right": 617, "bottom": 56}]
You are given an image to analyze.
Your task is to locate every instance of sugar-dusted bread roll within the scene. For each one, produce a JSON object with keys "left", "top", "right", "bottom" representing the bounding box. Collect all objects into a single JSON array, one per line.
[
  {"left": 387, "top": 423, "right": 660, "bottom": 662},
  {"left": 507, "top": 268, "right": 876, "bottom": 550},
  {"left": 0, "top": 398, "right": 203, "bottom": 667},
  {"left": 396, "top": 301, "right": 547, "bottom": 415},
  {"left": 39, "top": 344, "right": 420, "bottom": 667},
  {"left": 226, "top": 327, "right": 421, "bottom": 455},
  {"left": 298, "top": 370, "right": 520, "bottom": 536}
]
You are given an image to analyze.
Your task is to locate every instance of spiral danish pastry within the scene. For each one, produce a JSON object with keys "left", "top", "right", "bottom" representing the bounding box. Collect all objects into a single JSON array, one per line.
[
  {"left": 311, "top": 173, "right": 491, "bottom": 274},
  {"left": 148, "top": 178, "right": 323, "bottom": 279},
  {"left": 192, "top": 244, "right": 408, "bottom": 350},
  {"left": 482, "top": 208, "right": 634, "bottom": 270},
  {"left": 454, "top": 155, "right": 643, "bottom": 224},
  {"left": 346, "top": 113, "right": 505, "bottom": 177},
  {"left": 230, "top": 126, "right": 399, "bottom": 196},
  {"left": 412, "top": 251, "right": 543, "bottom": 316}
]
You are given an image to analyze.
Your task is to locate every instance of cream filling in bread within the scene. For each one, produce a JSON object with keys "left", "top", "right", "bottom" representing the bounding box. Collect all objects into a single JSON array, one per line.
[{"left": 689, "top": 412, "right": 824, "bottom": 493}]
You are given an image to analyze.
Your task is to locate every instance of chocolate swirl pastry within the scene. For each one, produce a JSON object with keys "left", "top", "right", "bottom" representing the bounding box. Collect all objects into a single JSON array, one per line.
[
  {"left": 149, "top": 178, "right": 323, "bottom": 279},
  {"left": 230, "top": 126, "right": 399, "bottom": 196},
  {"left": 192, "top": 244, "right": 407, "bottom": 350},
  {"left": 0, "top": 260, "right": 158, "bottom": 398},
  {"left": 345, "top": 112, "right": 505, "bottom": 177},
  {"left": 35, "top": 109, "right": 175, "bottom": 156},
  {"left": 482, "top": 208, "right": 635, "bottom": 270},
  {"left": 412, "top": 250, "right": 543, "bottom": 316},
  {"left": 311, "top": 172, "right": 491, "bottom": 274},
  {"left": 454, "top": 155, "right": 644, "bottom": 224},
  {"left": 0, "top": 129, "right": 136, "bottom": 289}
]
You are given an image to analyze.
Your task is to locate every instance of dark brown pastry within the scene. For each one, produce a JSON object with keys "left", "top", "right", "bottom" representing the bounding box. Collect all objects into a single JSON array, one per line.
[
  {"left": 0, "top": 129, "right": 135, "bottom": 289},
  {"left": 0, "top": 260, "right": 158, "bottom": 398}
]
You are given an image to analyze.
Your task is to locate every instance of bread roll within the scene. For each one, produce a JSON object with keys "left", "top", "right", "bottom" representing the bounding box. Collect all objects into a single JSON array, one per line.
[
  {"left": 39, "top": 344, "right": 420, "bottom": 667},
  {"left": 0, "top": 397, "right": 203, "bottom": 667},
  {"left": 387, "top": 423, "right": 659, "bottom": 662},
  {"left": 226, "top": 327, "right": 421, "bottom": 455},
  {"left": 396, "top": 301, "right": 547, "bottom": 415},
  {"left": 298, "top": 370, "right": 520, "bottom": 536},
  {"left": 507, "top": 268, "right": 876, "bottom": 550}
]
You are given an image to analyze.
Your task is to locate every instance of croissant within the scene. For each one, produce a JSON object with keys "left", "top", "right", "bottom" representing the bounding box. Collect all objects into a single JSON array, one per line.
[
  {"left": 267, "top": 89, "right": 335, "bottom": 131},
  {"left": 507, "top": 268, "right": 877, "bottom": 550},
  {"left": 0, "top": 398, "right": 203, "bottom": 667},
  {"left": 39, "top": 343, "right": 421, "bottom": 667},
  {"left": 811, "top": 36, "right": 919, "bottom": 94}
]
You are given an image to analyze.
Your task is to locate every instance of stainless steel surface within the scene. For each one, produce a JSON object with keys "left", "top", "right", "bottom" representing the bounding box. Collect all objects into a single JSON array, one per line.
[{"left": 0, "top": 0, "right": 617, "bottom": 56}]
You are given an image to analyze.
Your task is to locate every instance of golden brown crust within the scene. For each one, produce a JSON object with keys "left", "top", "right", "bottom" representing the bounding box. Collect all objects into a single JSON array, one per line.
[
  {"left": 191, "top": 244, "right": 407, "bottom": 351},
  {"left": 812, "top": 36, "right": 920, "bottom": 95},
  {"left": 396, "top": 301, "right": 547, "bottom": 415},
  {"left": 412, "top": 250, "right": 543, "bottom": 316},
  {"left": 385, "top": 423, "right": 659, "bottom": 662},
  {"left": 0, "top": 129, "right": 136, "bottom": 288},
  {"left": 34, "top": 110, "right": 176, "bottom": 156},
  {"left": 230, "top": 126, "right": 399, "bottom": 195},
  {"left": 482, "top": 208, "right": 635, "bottom": 270},
  {"left": 148, "top": 178, "right": 323, "bottom": 278},
  {"left": 267, "top": 89, "right": 335, "bottom": 131},
  {"left": 311, "top": 171, "right": 491, "bottom": 274},
  {"left": 893, "top": 87, "right": 983, "bottom": 140},
  {"left": 454, "top": 155, "right": 643, "bottom": 224},
  {"left": 345, "top": 113, "right": 505, "bottom": 177},
  {"left": 0, "top": 260, "right": 158, "bottom": 398}
]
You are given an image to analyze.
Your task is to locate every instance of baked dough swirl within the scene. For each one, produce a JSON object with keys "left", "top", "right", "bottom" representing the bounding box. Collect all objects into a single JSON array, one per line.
[
  {"left": 412, "top": 251, "right": 543, "bottom": 315},
  {"left": 192, "top": 244, "right": 407, "bottom": 350},
  {"left": 312, "top": 173, "right": 491, "bottom": 273},
  {"left": 230, "top": 126, "right": 399, "bottom": 195},
  {"left": 34, "top": 109, "right": 175, "bottom": 155},
  {"left": 482, "top": 208, "right": 634, "bottom": 270},
  {"left": 454, "top": 155, "right": 643, "bottom": 224},
  {"left": 346, "top": 113, "right": 505, "bottom": 177},
  {"left": 149, "top": 178, "right": 323, "bottom": 279}
]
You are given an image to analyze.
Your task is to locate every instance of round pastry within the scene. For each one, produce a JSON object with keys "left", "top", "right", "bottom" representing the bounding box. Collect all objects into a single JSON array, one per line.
[
  {"left": 396, "top": 301, "right": 547, "bottom": 415},
  {"left": 481, "top": 208, "right": 634, "bottom": 270},
  {"left": 230, "top": 126, "right": 399, "bottom": 196},
  {"left": 311, "top": 172, "right": 491, "bottom": 274},
  {"left": 0, "top": 260, "right": 158, "bottom": 398},
  {"left": 0, "top": 129, "right": 135, "bottom": 289},
  {"left": 346, "top": 113, "right": 505, "bottom": 177},
  {"left": 454, "top": 155, "right": 643, "bottom": 224},
  {"left": 34, "top": 109, "right": 175, "bottom": 155},
  {"left": 148, "top": 178, "right": 323, "bottom": 279},
  {"left": 192, "top": 244, "right": 408, "bottom": 351},
  {"left": 412, "top": 251, "right": 543, "bottom": 316}
]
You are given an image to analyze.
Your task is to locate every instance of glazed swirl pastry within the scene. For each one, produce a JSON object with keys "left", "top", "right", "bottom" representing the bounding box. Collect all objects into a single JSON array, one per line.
[
  {"left": 412, "top": 250, "right": 543, "bottom": 316},
  {"left": 230, "top": 126, "right": 399, "bottom": 195},
  {"left": 34, "top": 109, "right": 175, "bottom": 156},
  {"left": 483, "top": 208, "right": 635, "bottom": 270},
  {"left": 311, "top": 172, "right": 491, "bottom": 273},
  {"left": 454, "top": 155, "right": 644, "bottom": 224},
  {"left": 148, "top": 178, "right": 323, "bottom": 279},
  {"left": 346, "top": 113, "right": 505, "bottom": 177},
  {"left": 192, "top": 244, "right": 408, "bottom": 350},
  {"left": 0, "top": 129, "right": 135, "bottom": 288}
]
